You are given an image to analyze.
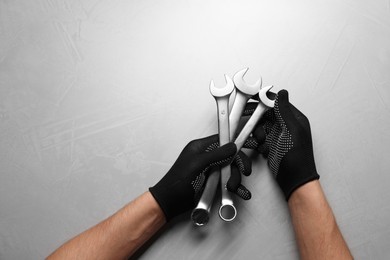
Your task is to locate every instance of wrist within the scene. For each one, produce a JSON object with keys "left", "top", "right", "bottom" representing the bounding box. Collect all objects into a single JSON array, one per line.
[
  {"left": 277, "top": 157, "right": 320, "bottom": 200},
  {"left": 149, "top": 183, "right": 193, "bottom": 221},
  {"left": 277, "top": 172, "right": 320, "bottom": 201},
  {"left": 288, "top": 180, "right": 324, "bottom": 206},
  {"left": 145, "top": 191, "right": 167, "bottom": 223}
]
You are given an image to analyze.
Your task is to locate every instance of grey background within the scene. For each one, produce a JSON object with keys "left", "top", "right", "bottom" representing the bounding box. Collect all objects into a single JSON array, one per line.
[{"left": 1, "top": 0, "right": 390, "bottom": 259}]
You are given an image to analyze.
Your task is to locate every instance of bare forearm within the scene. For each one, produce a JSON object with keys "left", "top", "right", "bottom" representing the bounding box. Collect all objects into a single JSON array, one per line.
[
  {"left": 288, "top": 180, "right": 352, "bottom": 260},
  {"left": 47, "top": 191, "right": 166, "bottom": 260}
]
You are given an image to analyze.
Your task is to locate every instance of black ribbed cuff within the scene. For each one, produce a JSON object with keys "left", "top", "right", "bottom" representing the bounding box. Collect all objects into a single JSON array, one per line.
[
  {"left": 149, "top": 186, "right": 172, "bottom": 221},
  {"left": 277, "top": 172, "right": 320, "bottom": 201}
]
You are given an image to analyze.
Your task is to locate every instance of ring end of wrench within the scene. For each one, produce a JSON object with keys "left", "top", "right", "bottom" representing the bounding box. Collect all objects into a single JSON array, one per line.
[
  {"left": 219, "top": 204, "right": 237, "bottom": 222},
  {"left": 191, "top": 208, "right": 210, "bottom": 226},
  {"left": 259, "top": 85, "right": 276, "bottom": 108}
]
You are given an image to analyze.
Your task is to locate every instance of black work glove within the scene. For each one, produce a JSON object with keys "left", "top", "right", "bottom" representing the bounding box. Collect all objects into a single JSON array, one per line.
[
  {"left": 244, "top": 90, "right": 320, "bottom": 200},
  {"left": 227, "top": 151, "right": 253, "bottom": 201},
  {"left": 149, "top": 135, "right": 253, "bottom": 221}
]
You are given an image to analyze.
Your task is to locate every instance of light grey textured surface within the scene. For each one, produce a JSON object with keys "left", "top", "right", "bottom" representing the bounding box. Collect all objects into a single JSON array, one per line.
[{"left": 1, "top": 0, "right": 390, "bottom": 259}]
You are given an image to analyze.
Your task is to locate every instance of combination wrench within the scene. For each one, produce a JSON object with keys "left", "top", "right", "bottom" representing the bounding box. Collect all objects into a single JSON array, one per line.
[
  {"left": 234, "top": 85, "right": 275, "bottom": 151},
  {"left": 191, "top": 70, "right": 275, "bottom": 226},
  {"left": 230, "top": 68, "right": 262, "bottom": 139},
  {"left": 191, "top": 75, "right": 234, "bottom": 226},
  {"left": 218, "top": 68, "right": 262, "bottom": 222},
  {"left": 217, "top": 84, "right": 275, "bottom": 221}
]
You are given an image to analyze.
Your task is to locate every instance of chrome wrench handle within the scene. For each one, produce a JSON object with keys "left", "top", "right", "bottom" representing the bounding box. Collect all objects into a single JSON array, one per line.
[
  {"left": 191, "top": 75, "right": 234, "bottom": 226},
  {"left": 219, "top": 85, "right": 275, "bottom": 221},
  {"left": 219, "top": 166, "right": 237, "bottom": 221},
  {"left": 217, "top": 68, "right": 261, "bottom": 221},
  {"left": 215, "top": 97, "right": 237, "bottom": 222},
  {"left": 234, "top": 102, "right": 267, "bottom": 150},
  {"left": 229, "top": 91, "right": 250, "bottom": 140},
  {"left": 235, "top": 86, "right": 276, "bottom": 151},
  {"left": 231, "top": 68, "right": 262, "bottom": 139},
  {"left": 191, "top": 168, "right": 219, "bottom": 226},
  {"left": 191, "top": 97, "right": 232, "bottom": 225}
]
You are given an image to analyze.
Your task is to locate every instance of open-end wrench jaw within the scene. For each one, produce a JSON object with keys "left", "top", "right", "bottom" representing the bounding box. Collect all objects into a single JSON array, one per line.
[
  {"left": 233, "top": 85, "right": 276, "bottom": 153},
  {"left": 229, "top": 68, "right": 262, "bottom": 140},
  {"left": 233, "top": 68, "right": 262, "bottom": 96},
  {"left": 191, "top": 74, "right": 235, "bottom": 226},
  {"left": 192, "top": 71, "right": 275, "bottom": 226},
  {"left": 259, "top": 85, "right": 275, "bottom": 108},
  {"left": 209, "top": 74, "right": 235, "bottom": 97}
]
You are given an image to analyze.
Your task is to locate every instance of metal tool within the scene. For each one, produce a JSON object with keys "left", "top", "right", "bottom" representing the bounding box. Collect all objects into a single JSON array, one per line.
[
  {"left": 191, "top": 75, "right": 234, "bottom": 226},
  {"left": 234, "top": 85, "right": 275, "bottom": 151},
  {"left": 191, "top": 71, "right": 275, "bottom": 226},
  {"left": 230, "top": 68, "right": 262, "bottom": 140},
  {"left": 217, "top": 68, "right": 262, "bottom": 222},
  {"left": 218, "top": 85, "right": 275, "bottom": 221}
]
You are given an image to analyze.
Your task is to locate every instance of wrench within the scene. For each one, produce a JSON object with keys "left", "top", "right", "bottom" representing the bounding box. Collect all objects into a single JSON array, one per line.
[
  {"left": 191, "top": 73, "right": 275, "bottom": 225},
  {"left": 191, "top": 75, "right": 234, "bottom": 226},
  {"left": 230, "top": 68, "right": 262, "bottom": 140},
  {"left": 216, "top": 68, "right": 261, "bottom": 222},
  {"left": 234, "top": 85, "right": 275, "bottom": 151},
  {"left": 217, "top": 85, "right": 275, "bottom": 222},
  {"left": 209, "top": 76, "right": 238, "bottom": 222}
]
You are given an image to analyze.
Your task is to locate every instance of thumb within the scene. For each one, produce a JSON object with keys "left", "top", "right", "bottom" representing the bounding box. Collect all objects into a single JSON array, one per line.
[
  {"left": 276, "top": 90, "right": 295, "bottom": 125},
  {"left": 199, "top": 142, "right": 237, "bottom": 168},
  {"left": 227, "top": 165, "right": 252, "bottom": 200}
]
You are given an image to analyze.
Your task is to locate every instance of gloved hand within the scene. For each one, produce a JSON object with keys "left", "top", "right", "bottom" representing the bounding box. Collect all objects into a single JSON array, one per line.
[
  {"left": 149, "top": 135, "right": 253, "bottom": 221},
  {"left": 244, "top": 90, "right": 320, "bottom": 200}
]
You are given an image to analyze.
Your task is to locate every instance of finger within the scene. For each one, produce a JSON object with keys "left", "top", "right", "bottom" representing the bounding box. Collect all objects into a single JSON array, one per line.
[
  {"left": 190, "top": 134, "right": 219, "bottom": 153},
  {"left": 276, "top": 89, "right": 290, "bottom": 108},
  {"left": 275, "top": 90, "right": 312, "bottom": 137},
  {"left": 236, "top": 184, "right": 252, "bottom": 200},
  {"left": 234, "top": 151, "right": 252, "bottom": 176},
  {"left": 252, "top": 123, "right": 266, "bottom": 142},
  {"left": 243, "top": 137, "right": 260, "bottom": 150},
  {"left": 242, "top": 102, "right": 259, "bottom": 116},
  {"left": 226, "top": 165, "right": 241, "bottom": 192},
  {"left": 275, "top": 90, "right": 296, "bottom": 126},
  {"left": 199, "top": 142, "right": 237, "bottom": 168},
  {"left": 227, "top": 165, "right": 252, "bottom": 200},
  {"left": 243, "top": 137, "right": 268, "bottom": 155}
]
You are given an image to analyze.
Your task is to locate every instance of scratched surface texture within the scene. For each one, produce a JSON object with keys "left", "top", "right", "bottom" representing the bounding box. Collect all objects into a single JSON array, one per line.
[{"left": 1, "top": 0, "right": 390, "bottom": 259}]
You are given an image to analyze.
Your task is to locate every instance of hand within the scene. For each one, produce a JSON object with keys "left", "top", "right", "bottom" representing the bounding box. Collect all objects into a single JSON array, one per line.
[
  {"left": 149, "top": 135, "right": 253, "bottom": 221},
  {"left": 244, "top": 90, "right": 320, "bottom": 200},
  {"left": 226, "top": 151, "right": 253, "bottom": 200}
]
